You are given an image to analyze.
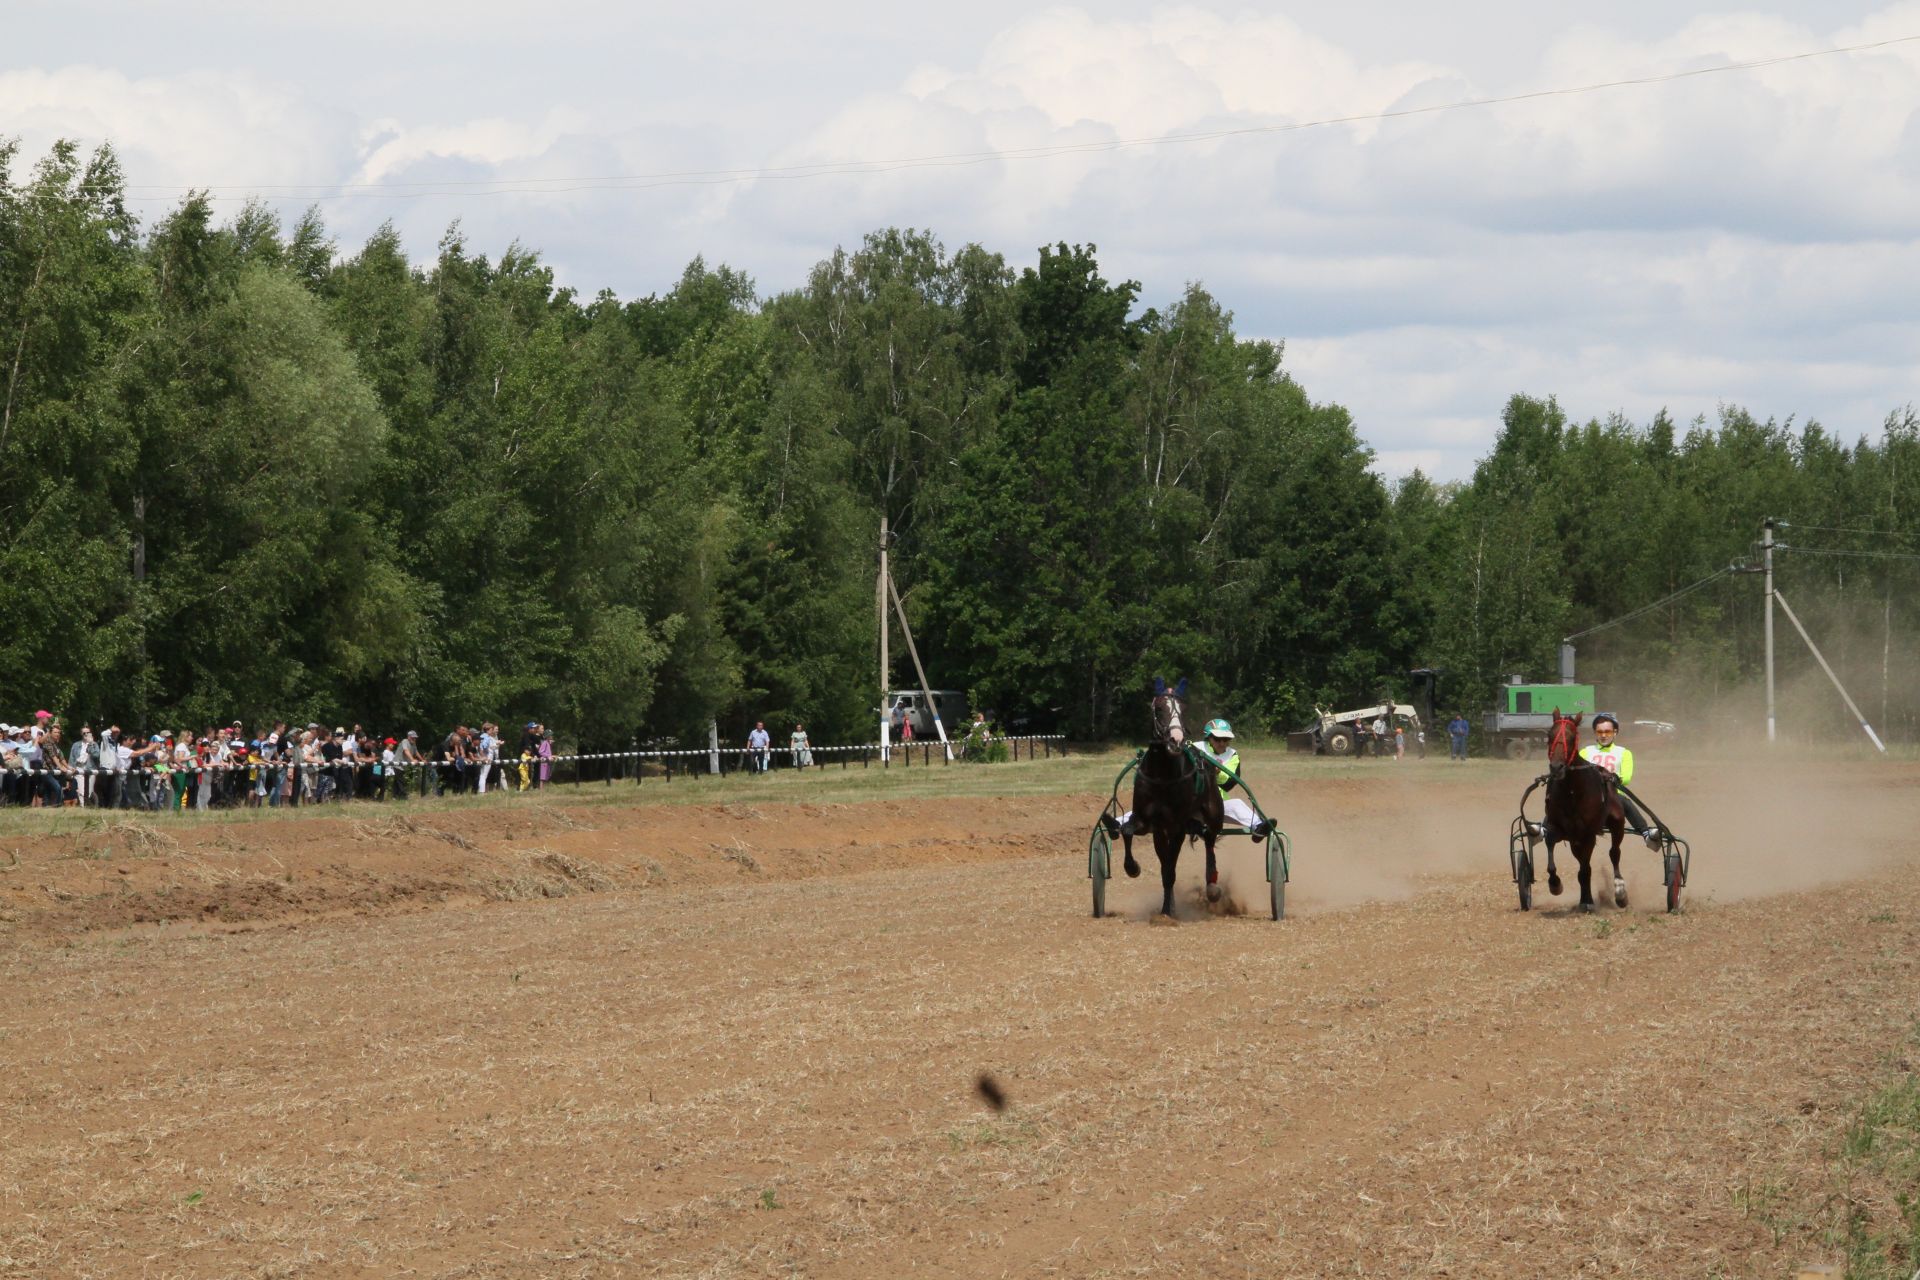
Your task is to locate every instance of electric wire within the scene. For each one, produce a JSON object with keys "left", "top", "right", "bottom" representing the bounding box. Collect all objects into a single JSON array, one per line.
[
  {"left": 102, "top": 31, "right": 1920, "bottom": 204},
  {"left": 1776, "top": 543, "right": 1920, "bottom": 563},
  {"left": 1776, "top": 522, "right": 1918, "bottom": 539},
  {"left": 1561, "top": 565, "right": 1740, "bottom": 642}
]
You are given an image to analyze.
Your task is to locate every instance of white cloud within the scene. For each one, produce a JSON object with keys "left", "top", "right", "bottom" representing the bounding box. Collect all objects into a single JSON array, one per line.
[
  {"left": 0, "top": 66, "right": 354, "bottom": 192},
  {"left": 5, "top": 3, "right": 1919, "bottom": 481}
]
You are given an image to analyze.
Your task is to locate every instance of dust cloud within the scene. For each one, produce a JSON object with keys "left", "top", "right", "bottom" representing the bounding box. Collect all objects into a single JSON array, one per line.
[{"left": 1095, "top": 746, "right": 1919, "bottom": 920}]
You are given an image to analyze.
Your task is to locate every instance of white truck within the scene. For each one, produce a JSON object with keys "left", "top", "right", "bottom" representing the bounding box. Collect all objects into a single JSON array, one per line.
[{"left": 1288, "top": 702, "right": 1423, "bottom": 757}]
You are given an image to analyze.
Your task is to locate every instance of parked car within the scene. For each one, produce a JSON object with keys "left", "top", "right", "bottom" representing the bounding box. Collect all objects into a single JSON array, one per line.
[{"left": 880, "top": 690, "right": 969, "bottom": 739}]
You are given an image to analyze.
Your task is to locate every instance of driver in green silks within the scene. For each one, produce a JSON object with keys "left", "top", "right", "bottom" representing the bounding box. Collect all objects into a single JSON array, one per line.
[
  {"left": 1112, "top": 718, "right": 1273, "bottom": 842},
  {"left": 1197, "top": 719, "right": 1272, "bottom": 840},
  {"left": 1581, "top": 712, "right": 1662, "bottom": 850}
]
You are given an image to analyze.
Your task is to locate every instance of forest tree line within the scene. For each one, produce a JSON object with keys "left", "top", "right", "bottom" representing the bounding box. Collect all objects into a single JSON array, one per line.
[{"left": 5, "top": 140, "right": 1919, "bottom": 748}]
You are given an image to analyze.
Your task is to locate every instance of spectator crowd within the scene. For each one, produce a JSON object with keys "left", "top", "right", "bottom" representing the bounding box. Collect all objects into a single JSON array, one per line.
[{"left": 0, "top": 711, "right": 559, "bottom": 812}]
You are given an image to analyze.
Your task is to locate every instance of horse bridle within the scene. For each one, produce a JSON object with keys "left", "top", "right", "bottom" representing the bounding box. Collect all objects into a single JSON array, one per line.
[
  {"left": 1149, "top": 694, "right": 1203, "bottom": 784},
  {"left": 1151, "top": 693, "right": 1187, "bottom": 748},
  {"left": 1546, "top": 717, "right": 1590, "bottom": 780}
]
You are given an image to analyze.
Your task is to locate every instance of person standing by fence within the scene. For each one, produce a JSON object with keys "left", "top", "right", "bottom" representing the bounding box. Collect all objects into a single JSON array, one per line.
[
  {"left": 70, "top": 726, "right": 96, "bottom": 807},
  {"left": 747, "top": 721, "right": 771, "bottom": 773},
  {"left": 790, "top": 722, "right": 812, "bottom": 769}
]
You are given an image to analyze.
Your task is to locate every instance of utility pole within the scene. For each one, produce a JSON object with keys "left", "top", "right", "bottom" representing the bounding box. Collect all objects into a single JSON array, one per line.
[
  {"left": 873, "top": 516, "right": 955, "bottom": 762},
  {"left": 1762, "top": 517, "right": 1776, "bottom": 743},
  {"left": 878, "top": 516, "right": 891, "bottom": 762},
  {"left": 888, "top": 572, "right": 954, "bottom": 760}
]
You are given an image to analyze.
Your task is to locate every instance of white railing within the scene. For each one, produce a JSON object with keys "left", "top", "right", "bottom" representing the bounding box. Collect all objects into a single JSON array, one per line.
[{"left": 0, "top": 735, "right": 1071, "bottom": 809}]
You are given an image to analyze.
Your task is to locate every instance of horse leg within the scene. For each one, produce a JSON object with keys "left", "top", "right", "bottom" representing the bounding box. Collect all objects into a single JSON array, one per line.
[
  {"left": 1122, "top": 825, "right": 1141, "bottom": 879},
  {"left": 1574, "top": 837, "right": 1597, "bottom": 913},
  {"left": 1609, "top": 820, "right": 1627, "bottom": 908},
  {"left": 1156, "top": 829, "right": 1179, "bottom": 917},
  {"left": 1204, "top": 833, "right": 1221, "bottom": 903},
  {"left": 1546, "top": 836, "right": 1563, "bottom": 897}
]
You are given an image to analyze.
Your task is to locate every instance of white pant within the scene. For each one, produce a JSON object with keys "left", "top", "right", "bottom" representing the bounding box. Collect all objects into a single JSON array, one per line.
[
  {"left": 1119, "top": 796, "right": 1261, "bottom": 830},
  {"left": 476, "top": 763, "right": 490, "bottom": 794}
]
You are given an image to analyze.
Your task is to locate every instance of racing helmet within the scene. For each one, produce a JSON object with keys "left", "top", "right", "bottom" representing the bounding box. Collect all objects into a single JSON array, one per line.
[
  {"left": 1592, "top": 712, "right": 1620, "bottom": 731},
  {"left": 1202, "top": 718, "right": 1234, "bottom": 740}
]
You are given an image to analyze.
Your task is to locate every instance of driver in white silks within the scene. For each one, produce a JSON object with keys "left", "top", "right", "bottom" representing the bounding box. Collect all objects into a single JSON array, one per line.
[{"left": 1112, "top": 718, "right": 1273, "bottom": 841}]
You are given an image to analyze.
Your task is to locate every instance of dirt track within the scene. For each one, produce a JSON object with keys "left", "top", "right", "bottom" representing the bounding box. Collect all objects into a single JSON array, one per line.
[{"left": 3, "top": 754, "right": 1917, "bottom": 1277}]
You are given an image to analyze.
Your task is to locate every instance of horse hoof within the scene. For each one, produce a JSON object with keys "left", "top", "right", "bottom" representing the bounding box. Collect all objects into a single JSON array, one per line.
[
  {"left": 1548, "top": 874, "right": 1563, "bottom": 896},
  {"left": 1206, "top": 883, "right": 1222, "bottom": 903},
  {"left": 1123, "top": 857, "right": 1140, "bottom": 879},
  {"left": 1614, "top": 879, "right": 1629, "bottom": 909},
  {"left": 1579, "top": 901, "right": 1596, "bottom": 914}
]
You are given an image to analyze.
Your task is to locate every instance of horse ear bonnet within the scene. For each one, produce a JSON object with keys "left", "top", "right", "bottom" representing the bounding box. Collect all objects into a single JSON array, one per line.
[
  {"left": 1174, "top": 677, "right": 1188, "bottom": 698},
  {"left": 1153, "top": 677, "right": 1167, "bottom": 695}
]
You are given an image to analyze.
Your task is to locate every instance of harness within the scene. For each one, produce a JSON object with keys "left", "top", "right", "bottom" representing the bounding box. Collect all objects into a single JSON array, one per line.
[{"left": 1106, "top": 740, "right": 1250, "bottom": 802}]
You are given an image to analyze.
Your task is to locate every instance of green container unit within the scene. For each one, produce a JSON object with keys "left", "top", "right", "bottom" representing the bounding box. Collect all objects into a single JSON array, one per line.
[{"left": 1502, "top": 684, "right": 1596, "bottom": 717}]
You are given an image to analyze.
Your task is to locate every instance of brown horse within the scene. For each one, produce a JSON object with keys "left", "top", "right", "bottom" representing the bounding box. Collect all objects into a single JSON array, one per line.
[
  {"left": 1117, "top": 678, "right": 1225, "bottom": 917},
  {"left": 1542, "top": 711, "right": 1628, "bottom": 912}
]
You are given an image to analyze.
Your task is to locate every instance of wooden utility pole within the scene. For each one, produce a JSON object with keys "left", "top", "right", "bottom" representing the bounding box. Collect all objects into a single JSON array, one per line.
[
  {"left": 878, "top": 516, "right": 891, "bottom": 761},
  {"left": 875, "top": 514, "right": 954, "bottom": 762},
  {"left": 888, "top": 573, "right": 953, "bottom": 760},
  {"left": 1763, "top": 517, "right": 1776, "bottom": 743}
]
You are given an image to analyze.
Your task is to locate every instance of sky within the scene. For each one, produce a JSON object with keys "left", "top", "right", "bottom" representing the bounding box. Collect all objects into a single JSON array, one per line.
[{"left": 8, "top": 0, "right": 1919, "bottom": 481}]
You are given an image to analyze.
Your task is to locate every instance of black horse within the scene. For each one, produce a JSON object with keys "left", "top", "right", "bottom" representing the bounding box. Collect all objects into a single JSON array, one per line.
[
  {"left": 1115, "top": 678, "right": 1225, "bottom": 918},
  {"left": 1540, "top": 711, "right": 1628, "bottom": 913}
]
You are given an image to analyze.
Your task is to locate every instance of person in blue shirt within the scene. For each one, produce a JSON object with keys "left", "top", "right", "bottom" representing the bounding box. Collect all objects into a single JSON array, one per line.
[{"left": 1446, "top": 712, "right": 1470, "bottom": 761}]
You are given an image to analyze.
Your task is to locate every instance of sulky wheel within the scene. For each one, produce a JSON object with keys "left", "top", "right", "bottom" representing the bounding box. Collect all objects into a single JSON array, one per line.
[
  {"left": 1089, "top": 823, "right": 1111, "bottom": 918},
  {"left": 1509, "top": 818, "right": 1534, "bottom": 912},
  {"left": 1664, "top": 847, "right": 1682, "bottom": 914},
  {"left": 1267, "top": 832, "right": 1289, "bottom": 921}
]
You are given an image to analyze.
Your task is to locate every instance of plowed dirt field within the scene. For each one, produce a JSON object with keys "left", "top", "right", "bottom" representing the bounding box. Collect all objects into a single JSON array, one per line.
[{"left": 3, "top": 751, "right": 1916, "bottom": 1277}]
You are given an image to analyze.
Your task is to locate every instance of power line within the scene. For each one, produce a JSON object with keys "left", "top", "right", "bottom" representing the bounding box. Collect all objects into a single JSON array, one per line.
[
  {"left": 1777, "top": 522, "right": 1918, "bottom": 539},
  {"left": 1777, "top": 543, "right": 1920, "bottom": 563},
  {"left": 1562, "top": 565, "right": 1741, "bottom": 642},
  {"left": 104, "top": 31, "right": 1920, "bottom": 204}
]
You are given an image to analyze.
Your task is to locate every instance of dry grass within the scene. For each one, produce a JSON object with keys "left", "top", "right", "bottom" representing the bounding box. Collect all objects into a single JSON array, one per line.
[
  {"left": 479, "top": 847, "right": 619, "bottom": 901},
  {"left": 350, "top": 814, "right": 476, "bottom": 849}
]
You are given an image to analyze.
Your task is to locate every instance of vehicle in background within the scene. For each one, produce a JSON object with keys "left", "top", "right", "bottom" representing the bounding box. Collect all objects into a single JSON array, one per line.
[
  {"left": 1287, "top": 702, "right": 1424, "bottom": 756},
  {"left": 881, "top": 689, "right": 969, "bottom": 739},
  {"left": 1483, "top": 676, "right": 1598, "bottom": 759}
]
